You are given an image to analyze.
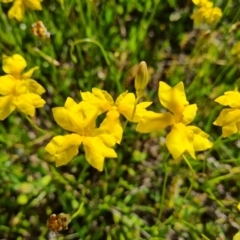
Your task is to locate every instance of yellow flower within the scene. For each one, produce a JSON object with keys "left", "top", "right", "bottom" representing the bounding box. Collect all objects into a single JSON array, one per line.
[
  {"left": 192, "top": 0, "right": 213, "bottom": 8},
  {"left": 213, "top": 88, "right": 240, "bottom": 138},
  {"left": 204, "top": 7, "right": 222, "bottom": 24},
  {"left": 233, "top": 231, "right": 240, "bottom": 240},
  {"left": 80, "top": 88, "right": 152, "bottom": 143},
  {"left": 0, "top": 54, "right": 45, "bottom": 120},
  {"left": 136, "top": 81, "right": 212, "bottom": 159},
  {"left": 0, "top": 0, "right": 42, "bottom": 21},
  {"left": 231, "top": 42, "right": 240, "bottom": 59},
  {"left": 45, "top": 97, "right": 117, "bottom": 171},
  {"left": 191, "top": 0, "right": 222, "bottom": 25},
  {"left": 238, "top": 202, "right": 240, "bottom": 212}
]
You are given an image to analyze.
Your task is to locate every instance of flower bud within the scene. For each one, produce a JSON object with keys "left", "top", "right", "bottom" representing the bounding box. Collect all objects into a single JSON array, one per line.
[{"left": 134, "top": 61, "right": 149, "bottom": 99}]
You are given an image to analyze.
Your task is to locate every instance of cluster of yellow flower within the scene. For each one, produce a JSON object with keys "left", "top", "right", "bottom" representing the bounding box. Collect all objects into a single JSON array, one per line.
[
  {"left": 0, "top": 54, "right": 45, "bottom": 120},
  {"left": 0, "top": 0, "right": 223, "bottom": 26},
  {"left": 0, "top": 54, "right": 237, "bottom": 172},
  {"left": 191, "top": 0, "right": 222, "bottom": 25},
  {"left": 0, "top": 0, "right": 42, "bottom": 21}
]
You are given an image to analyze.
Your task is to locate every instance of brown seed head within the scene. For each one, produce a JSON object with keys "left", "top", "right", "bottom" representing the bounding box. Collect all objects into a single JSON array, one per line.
[{"left": 46, "top": 213, "right": 71, "bottom": 232}]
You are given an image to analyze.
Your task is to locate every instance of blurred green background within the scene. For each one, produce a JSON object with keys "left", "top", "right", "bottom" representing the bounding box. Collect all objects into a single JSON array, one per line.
[{"left": 1, "top": 0, "right": 240, "bottom": 239}]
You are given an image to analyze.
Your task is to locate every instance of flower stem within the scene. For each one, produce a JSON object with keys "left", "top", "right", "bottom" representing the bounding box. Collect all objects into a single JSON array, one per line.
[
  {"left": 183, "top": 154, "right": 196, "bottom": 178},
  {"left": 104, "top": 165, "right": 109, "bottom": 196},
  {"left": 179, "top": 219, "right": 211, "bottom": 240},
  {"left": 182, "top": 154, "right": 196, "bottom": 200},
  {"left": 70, "top": 38, "right": 110, "bottom": 65},
  {"left": 157, "top": 153, "right": 169, "bottom": 222},
  {"left": 71, "top": 202, "right": 85, "bottom": 220},
  {"left": 24, "top": 115, "right": 49, "bottom": 134},
  {"left": 131, "top": 96, "right": 141, "bottom": 121}
]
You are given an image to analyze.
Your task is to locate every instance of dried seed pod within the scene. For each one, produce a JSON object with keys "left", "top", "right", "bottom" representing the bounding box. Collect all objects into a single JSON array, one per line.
[
  {"left": 31, "top": 21, "right": 50, "bottom": 39},
  {"left": 46, "top": 213, "right": 71, "bottom": 232}
]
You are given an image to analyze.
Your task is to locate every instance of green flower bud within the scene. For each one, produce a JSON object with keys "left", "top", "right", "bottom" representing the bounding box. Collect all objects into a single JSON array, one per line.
[{"left": 134, "top": 61, "right": 149, "bottom": 99}]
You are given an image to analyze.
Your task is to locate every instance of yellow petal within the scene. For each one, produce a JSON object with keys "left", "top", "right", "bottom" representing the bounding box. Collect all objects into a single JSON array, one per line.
[
  {"left": 53, "top": 98, "right": 98, "bottom": 133},
  {"left": 45, "top": 134, "right": 82, "bottom": 167},
  {"left": 181, "top": 104, "right": 198, "bottom": 125},
  {"left": 136, "top": 111, "right": 175, "bottom": 133},
  {"left": 22, "top": 66, "right": 39, "bottom": 79},
  {"left": 96, "top": 132, "right": 117, "bottom": 148},
  {"left": 187, "top": 126, "right": 213, "bottom": 151},
  {"left": 131, "top": 102, "right": 153, "bottom": 122},
  {"left": 15, "top": 93, "right": 45, "bottom": 116},
  {"left": 213, "top": 109, "right": 240, "bottom": 137},
  {"left": 24, "top": 0, "right": 42, "bottom": 10},
  {"left": 64, "top": 96, "right": 81, "bottom": 111},
  {"left": 0, "top": 95, "right": 15, "bottom": 120},
  {"left": 83, "top": 136, "right": 117, "bottom": 171},
  {"left": 215, "top": 88, "right": 240, "bottom": 108},
  {"left": 116, "top": 92, "right": 134, "bottom": 106},
  {"left": 8, "top": 0, "right": 25, "bottom": 21},
  {"left": 193, "top": 0, "right": 213, "bottom": 7},
  {"left": 192, "top": 0, "right": 201, "bottom": 5},
  {"left": 204, "top": 7, "right": 222, "bottom": 24},
  {"left": 0, "top": 0, "right": 13, "bottom": 2},
  {"left": 222, "top": 123, "right": 239, "bottom": 138},
  {"left": 233, "top": 231, "right": 240, "bottom": 240},
  {"left": 98, "top": 110, "right": 123, "bottom": 144},
  {"left": 24, "top": 79, "right": 45, "bottom": 95},
  {"left": 222, "top": 109, "right": 240, "bottom": 126},
  {"left": 159, "top": 81, "right": 189, "bottom": 122},
  {"left": 2, "top": 54, "right": 26, "bottom": 77},
  {"left": 93, "top": 88, "right": 114, "bottom": 104},
  {"left": 116, "top": 92, "right": 152, "bottom": 122},
  {"left": 54, "top": 98, "right": 97, "bottom": 133},
  {"left": 166, "top": 123, "right": 195, "bottom": 159},
  {"left": 0, "top": 75, "right": 17, "bottom": 95},
  {"left": 213, "top": 109, "right": 232, "bottom": 126},
  {"left": 78, "top": 101, "right": 99, "bottom": 126},
  {"left": 52, "top": 107, "right": 82, "bottom": 133},
  {"left": 81, "top": 88, "right": 113, "bottom": 113},
  {"left": 191, "top": 9, "right": 205, "bottom": 25}
]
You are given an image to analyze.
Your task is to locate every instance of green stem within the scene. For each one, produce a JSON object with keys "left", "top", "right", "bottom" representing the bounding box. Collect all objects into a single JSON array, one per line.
[
  {"left": 203, "top": 135, "right": 222, "bottom": 173},
  {"left": 180, "top": 220, "right": 211, "bottom": 240},
  {"left": 206, "top": 189, "right": 225, "bottom": 208},
  {"left": 104, "top": 165, "right": 109, "bottom": 196},
  {"left": 182, "top": 154, "right": 196, "bottom": 200},
  {"left": 183, "top": 154, "right": 196, "bottom": 179},
  {"left": 31, "top": 47, "right": 60, "bottom": 66},
  {"left": 131, "top": 96, "right": 141, "bottom": 121},
  {"left": 71, "top": 202, "right": 85, "bottom": 220},
  {"left": 25, "top": 115, "right": 49, "bottom": 135},
  {"left": 207, "top": 173, "right": 233, "bottom": 185},
  {"left": 157, "top": 153, "right": 169, "bottom": 222},
  {"left": 70, "top": 38, "right": 110, "bottom": 65}
]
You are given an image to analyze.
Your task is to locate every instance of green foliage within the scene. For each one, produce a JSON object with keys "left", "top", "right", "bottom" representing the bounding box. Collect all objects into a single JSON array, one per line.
[{"left": 1, "top": 0, "right": 240, "bottom": 239}]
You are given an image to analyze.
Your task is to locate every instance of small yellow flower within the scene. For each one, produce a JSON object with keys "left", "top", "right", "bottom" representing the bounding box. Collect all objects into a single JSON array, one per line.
[
  {"left": 136, "top": 81, "right": 212, "bottom": 159},
  {"left": 214, "top": 88, "right": 240, "bottom": 138},
  {"left": 191, "top": 0, "right": 222, "bottom": 25},
  {"left": 80, "top": 88, "right": 152, "bottom": 143},
  {"left": 0, "top": 0, "right": 42, "bottom": 21},
  {"left": 0, "top": 54, "right": 45, "bottom": 120},
  {"left": 45, "top": 98, "right": 117, "bottom": 171}
]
